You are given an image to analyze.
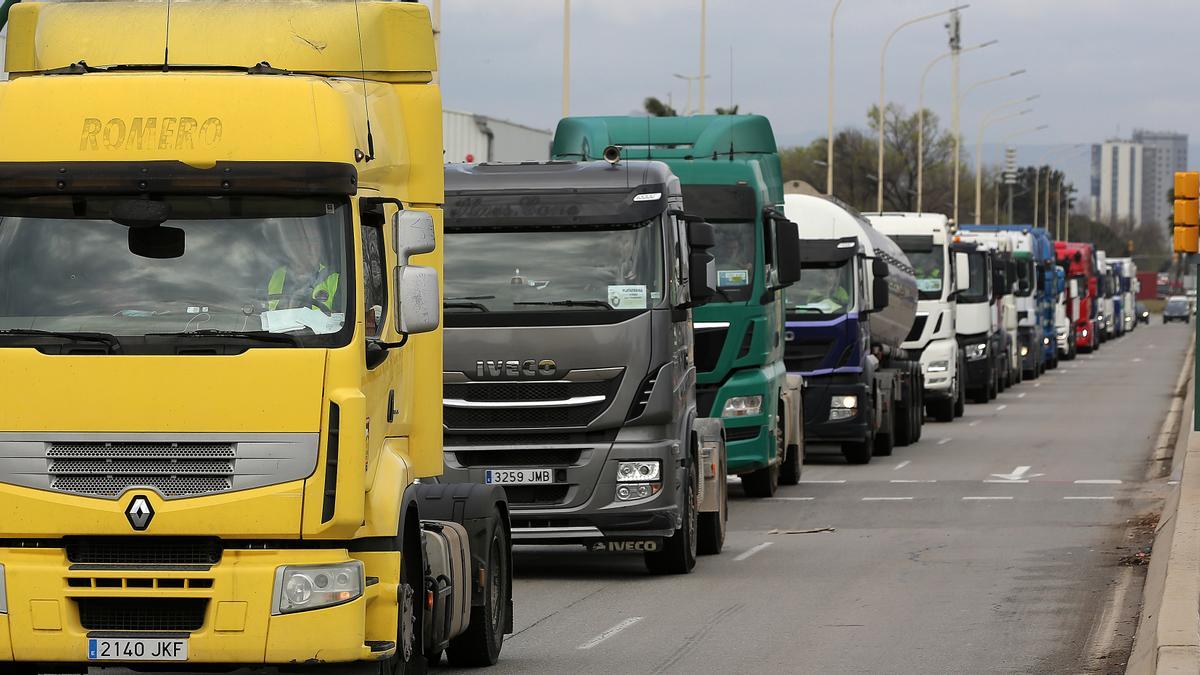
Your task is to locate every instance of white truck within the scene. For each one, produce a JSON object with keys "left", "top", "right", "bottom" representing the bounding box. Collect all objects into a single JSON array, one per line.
[
  {"left": 868, "top": 213, "right": 966, "bottom": 422},
  {"left": 958, "top": 230, "right": 1021, "bottom": 390},
  {"left": 1095, "top": 251, "right": 1116, "bottom": 341},
  {"left": 1110, "top": 256, "right": 1139, "bottom": 334}
]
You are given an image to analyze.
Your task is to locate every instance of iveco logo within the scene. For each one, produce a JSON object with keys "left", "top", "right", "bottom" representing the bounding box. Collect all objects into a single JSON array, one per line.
[
  {"left": 125, "top": 495, "right": 154, "bottom": 531},
  {"left": 475, "top": 359, "right": 557, "bottom": 378}
]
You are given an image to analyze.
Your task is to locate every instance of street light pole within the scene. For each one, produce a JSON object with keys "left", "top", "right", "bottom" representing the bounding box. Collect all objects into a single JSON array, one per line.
[
  {"left": 973, "top": 101, "right": 1035, "bottom": 223},
  {"left": 1032, "top": 144, "right": 1085, "bottom": 228},
  {"left": 917, "top": 38, "right": 996, "bottom": 213},
  {"left": 699, "top": 0, "right": 707, "bottom": 114},
  {"left": 995, "top": 124, "right": 1048, "bottom": 224},
  {"left": 562, "top": 0, "right": 570, "bottom": 118},
  {"left": 876, "top": 4, "right": 969, "bottom": 213},
  {"left": 826, "top": 0, "right": 846, "bottom": 196},
  {"left": 956, "top": 68, "right": 1027, "bottom": 223}
]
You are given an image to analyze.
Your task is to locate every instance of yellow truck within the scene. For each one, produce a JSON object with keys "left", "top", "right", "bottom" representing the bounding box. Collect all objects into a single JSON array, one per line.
[{"left": 0, "top": 1, "right": 510, "bottom": 672}]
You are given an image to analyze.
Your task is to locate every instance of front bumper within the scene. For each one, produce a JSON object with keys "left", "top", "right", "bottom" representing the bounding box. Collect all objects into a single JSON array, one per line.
[
  {"left": 1075, "top": 321, "right": 1095, "bottom": 348},
  {"left": 701, "top": 366, "right": 782, "bottom": 476},
  {"left": 0, "top": 546, "right": 384, "bottom": 667},
  {"left": 444, "top": 437, "right": 683, "bottom": 544},
  {"left": 800, "top": 378, "right": 871, "bottom": 444},
  {"left": 964, "top": 355, "right": 990, "bottom": 393},
  {"left": 917, "top": 340, "right": 955, "bottom": 397},
  {"left": 1018, "top": 327, "right": 1041, "bottom": 373}
]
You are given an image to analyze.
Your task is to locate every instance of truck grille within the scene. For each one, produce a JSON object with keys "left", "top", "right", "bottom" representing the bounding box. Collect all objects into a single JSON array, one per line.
[
  {"left": 66, "top": 537, "right": 223, "bottom": 567},
  {"left": 785, "top": 339, "right": 836, "bottom": 373},
  {"left": 445, "top": 381, "right": 607, "bottom": 402},
  {"left": 47, "top": 442, "right": 234, "bottom": 498},
  {"left": 503, "top": 485, "right": 570, "bottom": 505},
  {"left": 454, "top": 449, "right": 582, "bottom": 468},
  {"left": 443, "top": 377, "right": 622, "bottom": 431},
  {"left": 906, "top": 314, "right": 928, "bottom": 342},
  {"left": 76, "top": 598, "right": 208, "bottom": 632}
]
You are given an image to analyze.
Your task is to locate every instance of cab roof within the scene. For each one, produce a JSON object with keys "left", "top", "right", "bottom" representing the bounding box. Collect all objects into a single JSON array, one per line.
[
  {"left": 444, "top": 160, "right": 678, "bottom": 196},
  {"left": 550, "top": 115, "right": 778, "bottom": 162}
]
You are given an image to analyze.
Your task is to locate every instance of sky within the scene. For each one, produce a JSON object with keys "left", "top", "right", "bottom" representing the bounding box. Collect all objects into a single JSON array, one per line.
[{"left": 427, "top": 0, "right": 1200, "bottom": 192}]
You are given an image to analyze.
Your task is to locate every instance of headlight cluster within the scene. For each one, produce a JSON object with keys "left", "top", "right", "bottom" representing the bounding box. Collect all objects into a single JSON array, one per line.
[
  {"left": 1096, "top": 313, "right": 1104, "bottom": 322},
  {"left": 965, "top": 343, "right": 988, "bottom": 361},
  {"left": 926, "top": 361, "right": 949, "bottom": 373},
  {"left": 1043, "top": 336, "right": 1051, "bottom": 346},
  {"left": 722, "top": 395, "right": 763, "bottom": 418},
  {"left": 1020, "top": 345, "right": 1029, "bottom": 357},
  {"left": 274, "top": 562, "right": 363, "bottom": 615},
  {"left": 616, "top": 461, "right": 662, "bottom": 501},
  {"left": 829, "top": 395, "right": 857, "bottom": 421}
]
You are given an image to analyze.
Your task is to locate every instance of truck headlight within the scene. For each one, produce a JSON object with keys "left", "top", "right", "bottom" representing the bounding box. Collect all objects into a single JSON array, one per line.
[
  {"left": 927, "top": 361, "right": 949, "bottom": 373},
  {"left": 617, "top": 460, "right": 661, "bottom": 482},
  {"left": 965, "top": 343, "right": 988, "bottom": 361},
  {"left": 1020, "top": 345, "right": 1029, "bottom": 357},
  {"left": 616, "top": 483, "right": 662, "bottom": 501},
  {"left": 829, "top": 395, "right": 857, "bottom": 421},
  {"left": 273, "top": 562, "right": 363, "bottom": 615},
  {"left": 1043, "top": 336, "right": 1051, "bottom": 346},
  {"left": 1096, "top": 313, "right": 1103, "bottom": 322},
  {"left": 1081, "top": 328, "right": 1089, "bottom": 337},
  {"left": 722, "top": 396, "right": 763, "bottom": 417}
]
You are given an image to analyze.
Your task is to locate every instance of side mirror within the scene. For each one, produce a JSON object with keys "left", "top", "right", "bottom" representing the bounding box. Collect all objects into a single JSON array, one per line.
[
  {"left": 954, "top": 253, "right": 971, "bottom": 292},
  {"left": 872, "top": 259, "right": 889, "bottom": 279},
  {"left": 687, "top": 221, "right": 718, "bottom": 306},
  {"left": 393, "top": 265, "right": 440, "bottom": 334},
  {"left": 872, "top": 278, "right": 890, "bottom": 312},
  {"left": 774, "top": 218, "right": 802, "bottom": 286},
  {"left": 393, "top": 210, "right": 436, "bottom": 261}
]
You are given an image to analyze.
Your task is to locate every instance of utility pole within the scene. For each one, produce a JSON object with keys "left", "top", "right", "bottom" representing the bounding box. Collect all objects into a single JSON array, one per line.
[
  {"left": 826, "top": 0, "right": 846, "bottom": 196},
  {"left": 699, "top": 0, "right": 707, "bottom": 114},
  {"left": 562, "top": 0, "right": 571, "bottom": 118},
  {"left": 949, "top": 8, "right": 961, "bottom": 223}
]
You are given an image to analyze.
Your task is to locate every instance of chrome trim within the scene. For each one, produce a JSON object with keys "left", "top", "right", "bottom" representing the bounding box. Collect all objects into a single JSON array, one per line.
[
  {"left": 511, "top": 526, "right": 603, "bottom": 540},
  {"left": 442, "top": 371, "right": 470, "bottom": 383},
  {"left": 562, "top": 367, "right": 623, "bottom": 382},
  {"left": 694, "top": 321, "right": 730, "bottom": 330},
  {"left": 443, "top": 367, "right": 622, "bottom": 383},
  {"left": 443, "top": 395, "right": 606, "bottom": 409},
  {"left": 0, "top": 562, "right": 6, "bottom": 614}
]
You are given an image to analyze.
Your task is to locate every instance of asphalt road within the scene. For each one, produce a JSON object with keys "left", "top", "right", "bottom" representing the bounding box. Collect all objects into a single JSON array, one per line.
[{"left": 441, "top": 320, "right": 1189, "bottom": 675}]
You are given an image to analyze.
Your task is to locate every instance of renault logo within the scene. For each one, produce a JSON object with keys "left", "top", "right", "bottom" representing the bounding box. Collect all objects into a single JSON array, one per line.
[{"left": 125, "top": 495, "right": 154, "bottom": 531}]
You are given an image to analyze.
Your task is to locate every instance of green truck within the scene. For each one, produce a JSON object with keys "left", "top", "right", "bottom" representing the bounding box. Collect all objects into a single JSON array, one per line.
[{"left": 551, "top": 115, "right": 803, "bottom": 497}]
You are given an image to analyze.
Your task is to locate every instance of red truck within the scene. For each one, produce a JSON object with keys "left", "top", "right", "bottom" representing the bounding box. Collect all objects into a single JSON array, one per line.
[{"left": 1056, "top": 241, "right": 1100, "bottom": 353}]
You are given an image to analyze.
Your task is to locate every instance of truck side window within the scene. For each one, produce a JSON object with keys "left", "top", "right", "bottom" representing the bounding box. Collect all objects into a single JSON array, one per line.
[{"left": 361, "top": 210, "right": 387, "bottom": 338}]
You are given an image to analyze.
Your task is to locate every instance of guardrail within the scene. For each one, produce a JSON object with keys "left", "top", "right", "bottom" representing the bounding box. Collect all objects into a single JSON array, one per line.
[{"left": 1127, "top": 331, "right": 1196, "bottom": 674}]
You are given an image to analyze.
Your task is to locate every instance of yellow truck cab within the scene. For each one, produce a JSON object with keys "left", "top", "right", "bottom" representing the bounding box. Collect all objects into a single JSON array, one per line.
[{"left": 0, "top": 1, "right": 510, "bottom": 672}]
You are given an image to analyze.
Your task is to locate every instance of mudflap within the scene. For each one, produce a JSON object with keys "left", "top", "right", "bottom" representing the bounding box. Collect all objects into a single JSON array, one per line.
[
  {"left": 413, "top": 483, "right": 513, "bottom": 634},
  {"left": 693, "top": 417, "right": 726, "bottom": 515}
]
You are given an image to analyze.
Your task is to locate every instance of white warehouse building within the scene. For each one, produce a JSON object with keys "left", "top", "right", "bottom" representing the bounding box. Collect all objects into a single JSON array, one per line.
[{"left": 443, "top": 110, "right": 551, "bottom": 165}]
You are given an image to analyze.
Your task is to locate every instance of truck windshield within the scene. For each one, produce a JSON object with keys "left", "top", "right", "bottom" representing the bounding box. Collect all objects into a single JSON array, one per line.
[
  {"left": 444, "top": 218, "right": 664, "bottom": 313},
  {"left": 0, "top": 195, "right": 352, "bottom": 346},
  {"left": 784, "top": 262, "right": 853, "bottom": 318},
  {"left": 958, "top": 253, "right": 989, "bottom": 304},
  {"left": 709, "top": 222, "right": 756, "bottom": 302},
  {"left": 904, "top": 245, "right": 945, "bottom": 300}
]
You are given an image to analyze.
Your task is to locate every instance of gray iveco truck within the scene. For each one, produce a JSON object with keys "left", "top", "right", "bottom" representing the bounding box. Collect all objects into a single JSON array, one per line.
[{"left": 440, "top": 158, "right": 728, "bottom": 574}]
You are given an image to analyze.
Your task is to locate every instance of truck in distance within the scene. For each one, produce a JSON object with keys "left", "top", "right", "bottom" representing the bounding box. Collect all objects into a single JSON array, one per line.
[
  {"left": 784, "top": 194, "right": 923, "bottom": 463},
  {"left": 0, "top": 2, "right": 511, "bottom": 672},
  {"left": 550, "top": 115, "right": 804, "bottom": 497},
  {"left": 954, "top": 239, "right": 1001, "bottom": 402},
  {"left": 868, "top": 212, "right": 966, "bottom": 422},
  {"left": 1057, "top": 241, "right": 1101, "bottom": 353},
  {"left": 958, "top": 230, "right": 1021, "bottom": 391},
  {"left": 441, "top": 158, "right": 729, "bottom": 574}
]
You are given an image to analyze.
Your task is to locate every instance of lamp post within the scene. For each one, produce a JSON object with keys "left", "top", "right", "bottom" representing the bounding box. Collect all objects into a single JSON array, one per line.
[
  {"left": 1032, "top": 144, "right": 1085, "bottom": 229},
  {"left": 916, "top": 38, "right": 996, "bottom": 213},
  {"left": 699, "top": 0, "right": 707, "bottom": 114},
  {"left": 996, "top": 125, "right": 1048, "bottom": 223},
  {"left": 876, "top": 4, "right": 969, "bottom": 212},
  {"left": 954, "top": 68, "right": 1026, "bottom": 224},
  {"left": 826, "top": 0, "right": 846, "bottom": 195},
  {"left": 673, "top": 74, "right": 710, "bottom": 115},
  {"left": 973, "top": 99, "right": 1036, "bottom": 223},
  {"left": 562, "top": 0, "right": 570, "bottom": 118}
]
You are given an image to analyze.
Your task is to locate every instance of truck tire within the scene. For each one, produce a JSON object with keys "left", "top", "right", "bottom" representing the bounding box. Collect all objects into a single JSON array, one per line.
[
  {"left": 929, "top": 396, "right": 954, "bottom": 423},
  {"left": 894, "top": 397, "right": 912, "bottom": 448},
  {"left": 646, "top": 460, "right": 698, "bottom": 574},
  {"left": 378, "top": 526, "right": 427, "bottom": 675},
  {"left": 697, "top": 471, "right": 727, "bottom": 555},
  {"left": 842, "top": 438, "right": 873, "bottom": 464},
  {"left": 911, "top": 376, "right": 924, "bottom": 443},
  {"left": 873, "top": 402, "right": 894, "bottom": 457},
  {"left": 741, "top": 463, "right": 779, "bottom": 498},
  {"left": 780, "top": 442, "right": 802, "bottom": 486},
  {"left": 446, "top": 510, "right": 509, "bottom": 667},
  {"left": 954, "top": 373, "right": 966, "bottom": 417}
]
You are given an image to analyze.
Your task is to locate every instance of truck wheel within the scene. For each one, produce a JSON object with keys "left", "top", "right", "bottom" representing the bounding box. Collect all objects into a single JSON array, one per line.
[
  {"left": 911, "top": 377, "right": 923, "bottom": 443},
  {"left": 929, "top": 396, "right": 954, "bottom": 423},
  {"left": 697, "top": 469, "right": 727, "bottom": 555},
  {"left": 446, "top": 512, "right": 509, "bottom": 667},
  {"left": 780, "top": 443, "right": 802, "bottom": 486},
  {"left": 379, "top": 540, "right": 427, "bottom": 675},
  {"left": 646, "top": 460, "right": 698, "bottom": 573},
  {"left": 741, "top": 463, "right": 779, "bottom": 498},
  {"left": 893, "top": 399, "right": 912, "bottom": 448},
  {"left": 873, "top": 403, "right": 894, "bottom": 456},
  {"left": 954, "top": 374, "right": 966, "bottom": 417},
  {"left": 842, "top": 438, "right": 873, "bottom": 464}
]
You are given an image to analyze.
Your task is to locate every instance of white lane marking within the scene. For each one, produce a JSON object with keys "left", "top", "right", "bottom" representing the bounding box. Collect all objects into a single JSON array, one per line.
[
  {"left": 984, "top": 479, "right": 1029, "bottom": 484},
  {"left": 890, "top": 479, "right": 936, "bottom": 483},
  {"left": 963, "top": 496, "right": 1013, "bottom": 501},
  {"left": 1017, "top": 393, "right": 1026, "bottom": 399},
  {"left": 969, "top": 420, "right": 982, "bottom": 427},
  {"left": 734, "top": 541, "right": 774, "bottom": 561},
  {"left": 937, "top": 437, "right": 952, "bottom": 446},
  {"left": 1074, "top": 479, "right": 1123, "bottom": 485},
  {"left": 1132, "top": 357, "right": 1143, "bottom": 363},
  {"left": 766, "top": 497, "right": 815, "bottom": 501},
  {"left": 893, "top": 460, "right": 911, "bottom": 471},
  {"left": 862, "top": 497, "right": 913, "bottom": 501},
  {"left": 797, "top": 479, "right": 847, "bottom": 484},
  {"left": 1169, "top": 480, "right": 1180, "bottom": 486},
  {"left": 1033, "top": 382, "right": 1042, "bottom": 388},
  {"left": 996, "top": 404, "right": 1008, "bottom": 411},
  {"left": 989, "top": 466, "right": 1042, "bottom": 481},
  {"left": 577, "top": 617, "right": 644, "bottom": 650},
  {"left": 1063, "top": 496, "right": 1115, "bottom": 501}
]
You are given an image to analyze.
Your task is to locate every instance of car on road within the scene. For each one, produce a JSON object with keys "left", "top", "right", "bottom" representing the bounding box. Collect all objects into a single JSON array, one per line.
[
  {"left": 1136, "top": 301, "right": 1150, "bottom": 325},
  {"left": 1163, "top": 296, "right": 1191, "bottom": 323}
]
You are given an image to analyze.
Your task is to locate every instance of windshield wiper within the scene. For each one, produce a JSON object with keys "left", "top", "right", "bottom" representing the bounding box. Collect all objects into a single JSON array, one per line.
[
  {"left": 145, "top": 329, "right": 301, "bottom": 346},
  {"left": 444, "top": 302, "right": 490, "bottom": 313},
  {"left": 788, "top": 307, "right": 829, "bottom": 315},
  {"left": 0, "top": 329, "right": 122, "bottom": 352},
  {"left": 513, "top": 299, "right": 614, "bottom": 310}
]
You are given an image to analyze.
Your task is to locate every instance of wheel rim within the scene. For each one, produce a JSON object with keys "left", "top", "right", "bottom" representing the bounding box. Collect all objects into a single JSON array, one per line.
[{"left": 398, "top": 581, "right": 416, "bottom": 662}]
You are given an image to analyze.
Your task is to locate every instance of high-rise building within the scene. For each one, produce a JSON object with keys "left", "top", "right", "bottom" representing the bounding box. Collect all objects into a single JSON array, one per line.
[
  {"left": 1090, "top": 141, "right": 1143, "bottom": 227},
  {"left": 1133, "top": 129, "right": 1189, "bottom": 227}
]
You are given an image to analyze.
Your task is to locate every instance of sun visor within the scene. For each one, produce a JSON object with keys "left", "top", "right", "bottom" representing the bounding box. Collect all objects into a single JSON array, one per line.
[
  {"left": 6, "top": 1, "right": 435, "bottom": 82},
  {"left": 445, "top": 185, "right": 668, "bottom": 230},
  {"left": 799, "top": 237, "right": 858, "bottom": 268}
]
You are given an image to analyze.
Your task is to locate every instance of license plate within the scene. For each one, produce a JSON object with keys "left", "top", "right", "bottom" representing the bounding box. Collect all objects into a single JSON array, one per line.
[
  {"left": 88, "top": 637, "right": 188, "bottom": 662},
  {"left": 484, "top": 468, "right": 555, "bottom": 485}
]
